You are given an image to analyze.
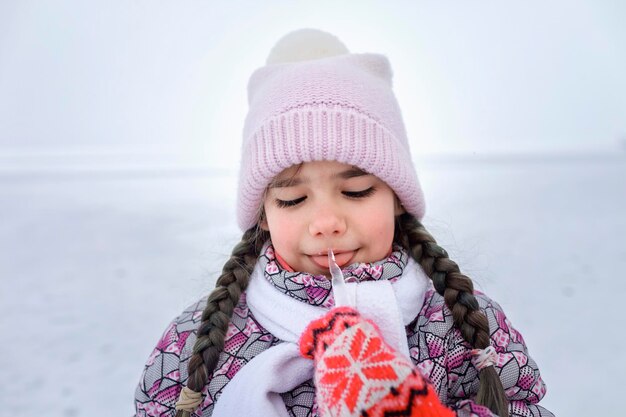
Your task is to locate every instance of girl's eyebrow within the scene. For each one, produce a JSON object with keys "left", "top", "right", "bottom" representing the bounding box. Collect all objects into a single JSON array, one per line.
[
  {"left": 335, "top": 167, "right": 370, "bottom": 180},
  {"left": 270, "top": 177, "right": 302, "bottom": 188},
  {"left": 269, "top": 167, "right": 370, "bottom": 188}
]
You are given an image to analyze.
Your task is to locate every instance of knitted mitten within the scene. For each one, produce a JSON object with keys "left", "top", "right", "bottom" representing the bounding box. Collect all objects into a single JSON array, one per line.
[{"left": 300, "top": 307, "right": 454, "bottom": 417}]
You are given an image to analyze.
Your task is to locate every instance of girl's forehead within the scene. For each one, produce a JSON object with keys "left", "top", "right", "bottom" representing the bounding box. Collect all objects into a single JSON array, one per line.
[{"left": 271, "top": 161, "right": 369, "bottom": 186}]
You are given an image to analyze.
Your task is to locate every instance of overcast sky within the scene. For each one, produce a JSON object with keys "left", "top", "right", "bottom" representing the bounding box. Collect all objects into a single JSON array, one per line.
[{"left": 1, "top": 0, "right": 624, "bottom": 169}]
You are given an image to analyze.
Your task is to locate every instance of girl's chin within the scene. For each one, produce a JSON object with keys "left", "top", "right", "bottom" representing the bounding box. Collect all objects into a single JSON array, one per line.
[{"left": 299, "top": 262, "right": 330, "bottom": 278}]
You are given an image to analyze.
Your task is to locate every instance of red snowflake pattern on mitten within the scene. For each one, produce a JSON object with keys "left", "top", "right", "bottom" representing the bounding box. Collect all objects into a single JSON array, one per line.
[{"left": 300, "top": 307, "right": 454, "bottom": 417}]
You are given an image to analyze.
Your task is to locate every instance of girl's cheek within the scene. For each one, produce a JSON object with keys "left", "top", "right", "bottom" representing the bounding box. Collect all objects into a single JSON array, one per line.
[{"left": 271, "top": 211, "right": 300, "bottom": 230}]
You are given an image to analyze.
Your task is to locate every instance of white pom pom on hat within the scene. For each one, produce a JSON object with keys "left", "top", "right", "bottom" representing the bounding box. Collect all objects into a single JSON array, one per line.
[{"left": 266, "top": 28, "right": 350, "bottom": 65}]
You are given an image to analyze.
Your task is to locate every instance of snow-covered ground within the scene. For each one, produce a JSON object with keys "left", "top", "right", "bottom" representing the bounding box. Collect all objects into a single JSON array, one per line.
[{"left": 1, "top": 153, "right": 625, "bottom": 417}]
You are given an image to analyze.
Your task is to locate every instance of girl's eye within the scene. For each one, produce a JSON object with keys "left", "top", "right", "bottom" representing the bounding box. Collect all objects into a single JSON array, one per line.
[
  {"left": 343, "top": 187, "right": 376, "bottom": 199},
  {"left": 274, "top": 187, "right": 375, "bottom": 207},
  {"left": 275, "top": 196, "right": 306, "bottom": 208}
]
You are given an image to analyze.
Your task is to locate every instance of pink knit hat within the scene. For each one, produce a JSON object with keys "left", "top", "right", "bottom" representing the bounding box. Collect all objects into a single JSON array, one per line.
[{"left": 237, "top": 29, "right": 425, "bottom": 231}]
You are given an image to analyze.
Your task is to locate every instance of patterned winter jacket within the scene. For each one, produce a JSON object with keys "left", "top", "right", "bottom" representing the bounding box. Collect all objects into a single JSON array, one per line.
[{"left": 134, "top": 288, "right": 553, "bottom": 417}]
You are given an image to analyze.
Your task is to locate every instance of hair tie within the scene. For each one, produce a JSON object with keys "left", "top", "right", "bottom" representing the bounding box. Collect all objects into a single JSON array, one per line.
[
  {"left": 470, "top": 345, "right": 497, "bottom": 371},
  {"left": 175, "top": 386, "right": 203, "bottom": 411}
]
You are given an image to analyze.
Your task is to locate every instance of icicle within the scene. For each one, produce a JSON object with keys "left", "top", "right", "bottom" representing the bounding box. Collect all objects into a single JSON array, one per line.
[{"left": 328, "top": 248, "right": 352, "bottom": 307}]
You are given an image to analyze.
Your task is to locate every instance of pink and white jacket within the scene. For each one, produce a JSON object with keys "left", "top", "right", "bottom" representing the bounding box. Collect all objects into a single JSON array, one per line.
[{"left": 134, "top": 246, "right": 553, "bottom": 417}]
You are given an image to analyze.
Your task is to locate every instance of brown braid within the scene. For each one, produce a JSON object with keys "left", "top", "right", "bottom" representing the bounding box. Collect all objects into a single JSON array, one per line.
[
  {"left": 175, "top": 227, "right": 269, "bottom": 417},
  {"left": 394, "top": 212, "right": 509, "bottom": 417}
]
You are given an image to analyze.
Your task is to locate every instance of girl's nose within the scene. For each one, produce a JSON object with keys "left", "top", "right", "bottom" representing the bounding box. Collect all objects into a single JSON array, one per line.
[{"left": 308, "top": 205, "right": 347, "bottom": 237}]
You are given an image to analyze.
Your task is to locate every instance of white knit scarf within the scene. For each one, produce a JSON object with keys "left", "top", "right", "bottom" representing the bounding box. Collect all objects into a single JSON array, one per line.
[{"left": 212, "top": 255, "right": 431, "bottom": 417}]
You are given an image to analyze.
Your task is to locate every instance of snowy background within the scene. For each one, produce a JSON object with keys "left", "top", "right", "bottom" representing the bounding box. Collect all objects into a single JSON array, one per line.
[{"left": 1, "top": 1, "right": 625, "bottom": 417}]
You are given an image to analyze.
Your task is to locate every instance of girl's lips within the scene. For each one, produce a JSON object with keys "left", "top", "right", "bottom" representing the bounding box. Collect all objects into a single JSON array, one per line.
[{"left": 309, "top": 250, "right": 356, "bottom": 269}]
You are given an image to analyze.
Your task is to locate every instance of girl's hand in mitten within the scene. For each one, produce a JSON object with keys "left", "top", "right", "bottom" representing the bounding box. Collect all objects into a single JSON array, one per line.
[{"left": 300, "top": 307, "right": 454, "bottom": 417}]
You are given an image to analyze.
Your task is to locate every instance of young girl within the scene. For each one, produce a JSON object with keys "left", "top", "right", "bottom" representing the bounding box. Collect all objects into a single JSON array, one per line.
[{"left": 134, "top": 29, "right": 553, "bottom": 417}]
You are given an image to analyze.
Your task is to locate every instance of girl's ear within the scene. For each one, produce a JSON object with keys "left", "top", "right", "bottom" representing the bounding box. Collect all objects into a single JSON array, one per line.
[
  {"left": 258, "top": 204, "right": 270, "bottom": 231},
  {"left": 394, "top": 198, "right": 406, "bottom": 216}
]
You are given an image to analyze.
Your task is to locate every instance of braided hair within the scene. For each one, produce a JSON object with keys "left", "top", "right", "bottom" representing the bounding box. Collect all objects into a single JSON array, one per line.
[
  {"left": 175, "top": 226, "right": 269, "bottom": 417},
  {"left": 395, "top": 212, "right": 509, "bottom": 416},
  {"left": 176, "top": 213, "right": 508, "bottom": 417}
]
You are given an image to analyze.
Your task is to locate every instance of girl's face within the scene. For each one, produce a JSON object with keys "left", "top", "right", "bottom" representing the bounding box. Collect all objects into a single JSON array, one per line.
[{"left": 261, "top": 161, "right": 403, "bottom": 276}]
